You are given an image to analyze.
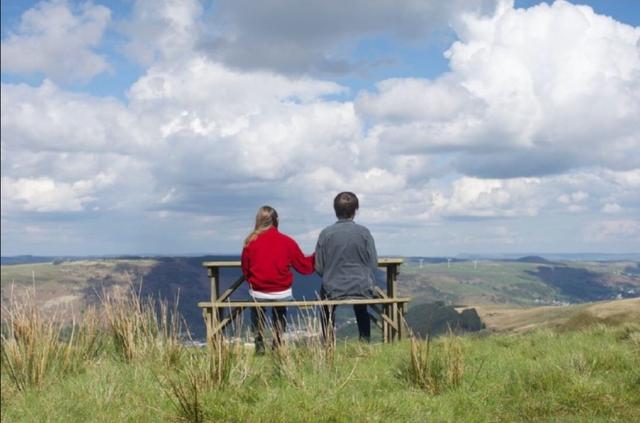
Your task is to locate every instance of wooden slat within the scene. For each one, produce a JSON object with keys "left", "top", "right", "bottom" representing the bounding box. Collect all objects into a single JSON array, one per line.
[
  {"left": 397, "top": 302, "right": 405, "bottom": 340},
  {"left": 368, "top": 304, "right": 398, "bottom": 329},
  {"left": 202, "top": 258, "right": 404, "bottom": 269},
  {"left": 387, "top": 264, "right": 398, "bottom": 342},
  {"left": 374, "top": 286, "right": 387, "bottom": 298},
  {"left": 202, "top": 261, "right": 242, "bottom": 267},
  {"left": 377, "top": 258, "right": 404, "bottom": 266},
  {"left": 217, "top": 275, "right": 246, "bottom": 303},
  {"left": 197, "top": 297, "right": 411, "bottom": 308},
  {"left": 369, "top": 312, "right": 383, "bottom": 330},
  {"left": 211, "top": 307, "right": 244, "bottom": 335}
]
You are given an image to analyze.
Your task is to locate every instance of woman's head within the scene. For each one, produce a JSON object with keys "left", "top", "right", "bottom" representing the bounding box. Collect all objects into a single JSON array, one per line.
[
  {"left": 244, "top": 206, "right": 278, "bottom": 246},
  {"left": 254, "top": 205, "right": 278, "bottom": 230}
]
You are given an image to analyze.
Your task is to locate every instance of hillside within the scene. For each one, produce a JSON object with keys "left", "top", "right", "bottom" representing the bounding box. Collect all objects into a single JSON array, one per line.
[
  {"left": 2, "top": 320, "right": 639, "bottom": 422},
  {"left": 471, "top": 297, "right": 640, "bottom": 333},
  {"left": 2, "top": 257, "right": 639, "bottom": 338},
  {"left": 2, "top": 261, "right": 639, "bottom": 421},
  {"left": 398, "top": 258, "right": 640, "bottom": 306}
]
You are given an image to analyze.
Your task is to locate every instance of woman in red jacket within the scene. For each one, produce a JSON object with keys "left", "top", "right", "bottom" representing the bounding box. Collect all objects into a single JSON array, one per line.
[{"left": 241, "top": 205, "right": 315, "bottom": 353}]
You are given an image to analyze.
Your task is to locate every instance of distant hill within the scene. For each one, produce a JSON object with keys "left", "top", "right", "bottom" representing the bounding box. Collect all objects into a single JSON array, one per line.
[
  {"left": 398, "top": 259, "right": 639, "bottom": 306},
  {"left": 2, "top": 256, "right": 639, "bottom": 339},
  {"left": 1, "top": 257, "right": 326, "bottom": 338},
  {"left": 513, "top": 256, "right": 553, "bottom": 264},
  {"left": 472, "top": 297, "right": 640, "bottom": 333}
]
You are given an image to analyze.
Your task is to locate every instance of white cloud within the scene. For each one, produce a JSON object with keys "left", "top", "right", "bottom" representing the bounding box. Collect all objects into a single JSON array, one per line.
[
  {"left": 203, "top": 0, "right": 497, "bottom": 74},
  {"left": 0, "top": 0, "right": 111, "bottom": 84},
  {"left": 602, "top": 203, "right": 622, "bottom": 214},
  {"left": 356, "top": 0, "right": 640, "bottom": 177},
  {"left": 586, "top": 219, "right": 640, "bottom": 241},
  {"left": 2, "top": 0, "right": 639, "bottom": 255},
  {"left": 127, "top": 58, "right": 358, "bottom": 184},
  {"left": 121, "top": 0, "right": 203, "bottom": 66},
  {"left": 1, "top": 81, "right": 148, "bottom": 155},
  {"left": 0, "top": 175, "right": 112, "bottom": 213},
  {"left": 431, "top": 177, "right": 542, "bottom": 218}
]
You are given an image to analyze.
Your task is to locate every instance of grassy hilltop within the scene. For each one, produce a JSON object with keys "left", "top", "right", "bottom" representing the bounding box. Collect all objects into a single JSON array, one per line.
[
  {"left": 1, "top": 291, "right": 639, "bottom": 422},
  {"left": 2, "top": 257, "right": 639, "bottom": 421}
]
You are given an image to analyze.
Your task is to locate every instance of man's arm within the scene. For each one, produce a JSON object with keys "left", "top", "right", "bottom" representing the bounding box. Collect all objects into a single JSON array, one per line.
[
  {"left": 365, "top": 229, "right": 378, "bottom": 274},
  {"left": 314, "top": 232, "right": 324, "bottom": 276}
]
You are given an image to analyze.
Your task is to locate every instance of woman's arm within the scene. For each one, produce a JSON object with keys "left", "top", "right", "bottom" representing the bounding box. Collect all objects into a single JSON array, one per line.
[
  {"left": 241, "top": 246, "right": 251, "bottom": 279},
  {"left": 289, "top": 239, "right": 315, "bottom": 275}
]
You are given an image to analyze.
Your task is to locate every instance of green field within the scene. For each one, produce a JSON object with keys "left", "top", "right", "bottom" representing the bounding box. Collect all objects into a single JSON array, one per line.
[
  {"left": 398, "top": 259, "right": 639, "bottom": 306},
  {"left": 2, "top": 324, "right": 639, "bottom": 422},
  {"left": 2, "top": 272, "right": 639, "bottom": 422}
]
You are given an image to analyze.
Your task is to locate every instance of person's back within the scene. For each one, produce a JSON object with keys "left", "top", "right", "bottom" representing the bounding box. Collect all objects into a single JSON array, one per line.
[
  {"left": 241, "top": 205, "right": 314, "bottom": 354},
  {"left": 243, "top": 226, "right": 314, "bottom": 296},
  {"left": 315, "top": 192, "right": 378, "bottom": 342},
  {"left": 315, "top": 219, "right": 377, "bottom": 299}
]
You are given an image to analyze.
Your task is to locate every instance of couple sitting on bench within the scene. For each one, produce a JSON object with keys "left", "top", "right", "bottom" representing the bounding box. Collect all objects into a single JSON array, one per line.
[{"left": 241, "top": 192, "right": 378, "bottom": 353}]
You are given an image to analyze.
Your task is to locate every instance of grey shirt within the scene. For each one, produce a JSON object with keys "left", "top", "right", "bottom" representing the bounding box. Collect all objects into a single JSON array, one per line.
[{"left": 314, "top": 219, "right": 378, "bottom": 299}]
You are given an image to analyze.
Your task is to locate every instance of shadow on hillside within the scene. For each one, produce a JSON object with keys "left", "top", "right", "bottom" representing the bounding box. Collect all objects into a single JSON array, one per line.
[
  {"left": 138, "top": 257, "right": 324, "bottom": 339},
  {"left": 137, "top": 257, "right": 213, "bottom": 339},
  {"left": 624, "top": 263, "right": 640, "bottom": 275},
  {"left": 405, "top": 301, "right": 485, "bottom": 338},
  {"left": 524, "top": 266, "right": 613, "bottom": 301}
]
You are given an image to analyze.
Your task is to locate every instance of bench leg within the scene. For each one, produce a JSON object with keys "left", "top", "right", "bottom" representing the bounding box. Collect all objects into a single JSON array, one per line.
[
  {"left": 391, "top": 302, "right": 398, "bottom": 342},
  {"left": 202, "top": 307, "right": 211, "bottom": 340},
  {"left": 383, "top": 304, "right": 389, "bottom": 343},
  {"left": 397, "top": 303, "right": 404, "bottom": 340},
  {"left": 203, "top": 307, "right": 223, "bottom": 346}
]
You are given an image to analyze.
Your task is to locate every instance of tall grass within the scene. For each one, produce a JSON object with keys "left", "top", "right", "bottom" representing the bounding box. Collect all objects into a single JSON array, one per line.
[
  {"left": 160, "top": 331, "right": 251, "bottom": 421},
  {"left": 1, "top": 287, "right": 100, "bottom": 392},
  {"left": 101, "top": 282, "right": 186, "bottom": 364},
  {"left": 3, "top": 323, "right": 639, "bottom": 422},
  {"left": 3, "top": 285, "right": 639, "bottom": 422},
  {"left": 407, "top": 330, "right": 465, "bottom": 394}
]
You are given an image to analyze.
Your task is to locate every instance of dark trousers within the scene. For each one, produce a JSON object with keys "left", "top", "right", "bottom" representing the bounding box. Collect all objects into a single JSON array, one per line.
[
  {"left": 250, "top": 302, "right": 288, "bottom": 351},
  {"left": 322, "top": 304, "right": 371, "bottom": 342}
]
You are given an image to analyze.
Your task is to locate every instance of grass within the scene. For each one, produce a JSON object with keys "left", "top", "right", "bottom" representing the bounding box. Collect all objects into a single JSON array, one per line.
[
  {"left": 406, "top": 331, "right": 465, "bottom": 394},
  {"left": 0, "top": 288, "right": 102, "bottom": 392},
  {"left": 2, "top": 304, "right": 639, "bottom": 422}
]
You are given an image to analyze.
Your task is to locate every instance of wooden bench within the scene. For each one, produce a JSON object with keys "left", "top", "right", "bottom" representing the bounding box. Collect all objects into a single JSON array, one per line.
[{"left": 198, "top": 258, "right": 411, "bottom": 343}]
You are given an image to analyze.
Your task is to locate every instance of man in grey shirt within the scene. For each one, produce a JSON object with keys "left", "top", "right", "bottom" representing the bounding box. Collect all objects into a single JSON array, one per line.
[{"left": 315, "top": 192, "right": 378, "bottom": 342}]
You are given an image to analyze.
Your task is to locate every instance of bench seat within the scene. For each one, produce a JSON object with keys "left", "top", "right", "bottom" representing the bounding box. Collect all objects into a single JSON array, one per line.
[{"left": 198, "top": 297, "right": 411, "bottom": 308}]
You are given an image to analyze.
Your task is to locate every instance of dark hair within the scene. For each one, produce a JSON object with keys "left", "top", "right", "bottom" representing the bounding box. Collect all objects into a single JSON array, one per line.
[{"left": 333, "top": 192, "right": 359, "bottom": 219}]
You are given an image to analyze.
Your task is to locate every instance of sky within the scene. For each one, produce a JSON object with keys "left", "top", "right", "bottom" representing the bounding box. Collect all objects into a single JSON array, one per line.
[{"left": 1, "top": 0, "right": 639, "bottom": 257}]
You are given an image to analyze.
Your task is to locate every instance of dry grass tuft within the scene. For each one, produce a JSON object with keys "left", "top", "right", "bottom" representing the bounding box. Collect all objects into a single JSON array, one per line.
[
  {"left": 161, "top": 334, "right": 250, "bottom": 422},
  {"left": 101, "top": 281, "right": 186, "bottom": 363},
  {"left": 1, "top": 286, "right": 101, "bottom": 391},
  {"left": 407, "top": 330, "right": 465, "bottom": 394}
]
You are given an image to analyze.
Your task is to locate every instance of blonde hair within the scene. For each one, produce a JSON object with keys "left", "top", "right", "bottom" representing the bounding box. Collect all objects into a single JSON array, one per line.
[{"left": 244, "top": 206, "right": 279, "bottom": 246}]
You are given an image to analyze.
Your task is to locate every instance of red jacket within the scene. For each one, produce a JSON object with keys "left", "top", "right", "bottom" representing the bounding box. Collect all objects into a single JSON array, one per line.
[{"left": 241, "top": 226, "right": 315, "bottom": 293}]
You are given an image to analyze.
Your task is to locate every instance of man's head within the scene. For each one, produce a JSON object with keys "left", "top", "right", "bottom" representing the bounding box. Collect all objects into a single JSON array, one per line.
[{"left": 333, "top": 192, "right": 359, "bottom": 219}]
